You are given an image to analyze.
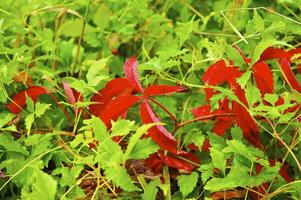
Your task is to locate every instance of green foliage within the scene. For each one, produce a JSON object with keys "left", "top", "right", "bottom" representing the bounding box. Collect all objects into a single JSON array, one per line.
[{"left": 0, "top": 0, "right": 300, "bottom": 199}]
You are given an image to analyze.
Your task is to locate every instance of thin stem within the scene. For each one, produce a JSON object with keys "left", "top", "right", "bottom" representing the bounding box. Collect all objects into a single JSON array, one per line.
[
  {"left": 71, "top": 0, "right": 91, "bottom": 76},
  {"left": 147, "top": 97, "right": 177, "bottom": 124}
]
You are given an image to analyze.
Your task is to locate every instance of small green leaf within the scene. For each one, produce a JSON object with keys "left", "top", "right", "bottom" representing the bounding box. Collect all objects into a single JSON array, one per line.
[
  {"left": 177, "top": 171, "right": 199, "bottom": 198},
  {"left": 245, "top": 83, "right": 261, "bottom": 106},
  {"left": 35, "top": 102, "right": 51, "bottom": 117},
  {"left": 264, "top": 93, "right": 278, "bottom": 106},
  {"left": 124, "top": 123, "right": 159, "bottom": 161},
  {"left": 142, "top": 179, "right": 160, "bottom": 200},
  {"left": 254, "top": 10, "right": 264, "bottom": 32},
  {"left": 237, "top": 71, "right": 252, "bottom": 89},
  {"left": 25, "top": 113, "right": 35, "bottom": 135},
  {"left": 128, "top": 138, "right": 159, "bottom": 159},
  {"left": 111, "top": 119, "right": 135, "bottom": 137},
  {"left": 210, "top": 148, "right": 226, "bottom": 175}
]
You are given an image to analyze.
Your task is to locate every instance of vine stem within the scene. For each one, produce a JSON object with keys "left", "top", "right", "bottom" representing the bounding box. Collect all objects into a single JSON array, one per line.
[{"left": 71, "top": 0, "right": 91, "bottom": 76}]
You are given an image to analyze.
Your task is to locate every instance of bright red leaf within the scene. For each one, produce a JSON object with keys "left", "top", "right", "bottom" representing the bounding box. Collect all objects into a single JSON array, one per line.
[
  {"left": 89, "top": 78, "right": 133, "bottom": 116},
  {"left": 124, "top": 57, "right": 144, "bottom": 93},
  {"left": 252, "top": 61, "right": 274, "bottom": 95},
  {"left": 144, "top": 85, "right": 188, "bottom": 96},
  {"left": 279, "top": 58, "right": 301, "bottom": 93},
  {"left": 7, "top": 86, "right": 49, "bottom": 114},
  {"left": 100, "top": 95, "right": 140, "bottom": 127}
]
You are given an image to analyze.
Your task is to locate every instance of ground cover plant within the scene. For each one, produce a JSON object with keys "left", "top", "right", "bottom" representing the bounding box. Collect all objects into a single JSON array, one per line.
[{"left": 0, "top": 0, "right": 301, "bottom": 199}]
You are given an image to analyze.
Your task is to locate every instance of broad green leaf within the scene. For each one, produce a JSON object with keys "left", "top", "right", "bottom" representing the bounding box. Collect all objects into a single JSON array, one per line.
[
  {"left": 128, "top": 138, "right": 159, "bottom": 159},
  {"left": 0, "top": 133, "right": 29, "bottom": 155},
  {"left": 21, "top": 171, "right": 57, "bottom": 200},
  {"left": 231, "top": 126, "right": 243, "bottom": 140},
  {"left": 177, "top": 171, "right": 199, "bottom": 197},
  {"left": 93, "top": 5, "right": 111, "bottom": 31},
  {"left": 35, "top": 102, "right": 51, "bottom": 117},
  {"left": 251, "top": 36, "right": 277, "bottom": 65},
  {"left": 245, "top": 83, "right": 261, "bottom": 106},
  {"left": 210, "top": 148, "right": 226, "bottom": 175},
  {"left": 124, "top": 123, "right": 159, "bottom": 161},
  {"left": 111, "top": 119, "right": 135, "bottom": 137},
  {"left": 205, "top": 159, "right": 279, "bottom": 192},
  {"left": 86, "top": 58, "right": 109, "bottom": 86},
  {"left": 104, "top": 166, "right": 139, "bottom": 192}
]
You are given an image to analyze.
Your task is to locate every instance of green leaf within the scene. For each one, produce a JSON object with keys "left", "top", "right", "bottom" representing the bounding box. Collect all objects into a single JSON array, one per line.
[
  {"left": 264, "top": 93, "right": 278, "bottom": 106},
  {"left": 0, "top": 133, "right": 29, "bottom": 155},
  {"left": 177, "top": 171, "right": 199, "bottom": 197},
  {"left": 104, "top": 165, "right": 139, "bottom": 192},
  {"left": 128, "top": 138, "right": 159, "bottom": 159},
  {"left": 205, "top": 159, "right": 279, "bottom": 192},
  {"left": 0, "top": 112, "right": 14, "bottom": 129},
  {"left": 25, "top": 113, "right": 35, "bottom": 135},
  {"left": 86, "top": 58, "right": 109, "bottom": 86},
  {"left": 26, "top": 95, "right": 35, "bottom": 113},
  {"left": 245, "top": 83, "right": 261, "bottom": 106},
  {"left": 237, "top": 71, "right": 252, "bottom": 89},
  {"left": 231, "top": 126, "right": 243, "bottom": 140},
  {"left": 93, "top": 5, "right": 111, "bottom": 31},
  {"left": 254, "top": 10, "right": 264, "bottom": 32},
  {"left": 124, "top": 123, "right": 159, "bottom": 161},
  {"left": 251, "top": 36, "right": 277, "bottom": 65},
  {"left": 111, "top": 119, "right": 135, "bottom": 137},
  {"left": 35, "top": 102, "right": 51, "bottom": 117},
  {"left": 21, "top": 171, "right": 57, "bottom": 200},
  {"left": 210, "top": 148, "right": 226, "bottom": 175},
  {"left": 142, "top": 179, "right": 160, "bottom": 200}
]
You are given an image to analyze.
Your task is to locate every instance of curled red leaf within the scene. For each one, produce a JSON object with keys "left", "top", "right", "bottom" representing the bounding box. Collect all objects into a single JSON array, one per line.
[
  {"left": 7, "top": 86, "right": 49, "bottom": 114},
  {"left": 63, "top": 81, "right": 76, "bottom": 105},
  {"left": 144, "top": 85, "right": 188, "bottom": 96},
  {"left": 100, "top": 95, "right": 140, "bottom": 127},
  {"left": 124, "top": 57, "right": 144, "bottom": 93},
  {"left": 279, "top": 58, "right": 301, "bottom": 93},
  {"left": 140, "top": 99, "right": 179, "bottom": 154},
  {"left": 252, "top": 61, "right": 274, "bottom": 95}
]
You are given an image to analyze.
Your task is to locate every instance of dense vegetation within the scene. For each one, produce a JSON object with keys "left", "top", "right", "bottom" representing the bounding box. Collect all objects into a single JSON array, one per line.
[{"left": 0, "top": 0, "right": 301, "bottom": 199}]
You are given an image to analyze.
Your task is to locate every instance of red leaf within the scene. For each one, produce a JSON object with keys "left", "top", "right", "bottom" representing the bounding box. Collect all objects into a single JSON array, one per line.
[
  {"left": 259, "top": 47, "right": 292, "bottom": 61},
  {"left": 100, "top": 95, "right": 140, "bottom": 127},
  {"left": 202, "top": 60, "right": 241, "bottom": 85},
  {"left": 62, "top": 81, "right": 76, "bottom": 105},
  {"left": 279, "top": 58, "right": 301, "bottom": 93},
  {"left": 157, "top": 151, "right": 198, "bottom": 172},
  {"left": 144, "top": 85, "right": 188, "bottom": 96},
  {"left": 89, "top": 78, "right": 133, "bottom": 116},
  {"left": 124, "top": 57, "right": 144, "bottom": 93},
  {"left": 7, "top": 86, "right": 49, "bottom": 114},
  {"left": 140, "top": 99, "right": 179, "bottom": 154},
  {"left": 252, "top": 61, "right": 274, "bottom": 95}
]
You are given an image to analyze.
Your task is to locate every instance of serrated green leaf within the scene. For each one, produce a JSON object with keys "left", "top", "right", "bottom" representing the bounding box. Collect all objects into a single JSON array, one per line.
[
  {"left": 104, "top": 166, "right": 139, "bottom": 192},
  {"left": 245, "top": 83, "right": 261, "bottom": 106},
  {"left": 128, "top": 138, "right": 159, "bottom": 159},
  {"left": 21, "top": 171, "right": 57, "bottom": 200},
  {"left": 237, "top": 71, "right": 252, "bottom": 89},
  {"left": 205, "top": 159, "right": 279, "bottom": 192},
  {"left": 264, "top": 93, "right": 278, "bottom": 106},
  {"left": 86, "top": 58, "right": 109, "bottom": 86},
  {"left": 124, "top": 123, "right": 159, "bottom": 161},
  {"left": 210, "top": 148, "right": 226, "bottom": 175},
  {"left": 177, "top": 171, "right": 199, "bottom": 197},
  {"left": 25, "top": 113, "right": 35, "bottom": 135},
  {"left": 35, "top": 102, "right": 51, "bottom": 117},
  {"left": 231, "top": 126, "right": 243, "bottom": 140},
  {"left": 0, "top": 133, "right": 29, "bottom": 155},
  {"left": 111, "top": 119, "right": 135, "bottom": 137},
  {"left": 93, "top": 5, "right": 111, "bottom": 31},
  {"left": 251, "top": 36, "right": 277, "bottom": 65}
]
